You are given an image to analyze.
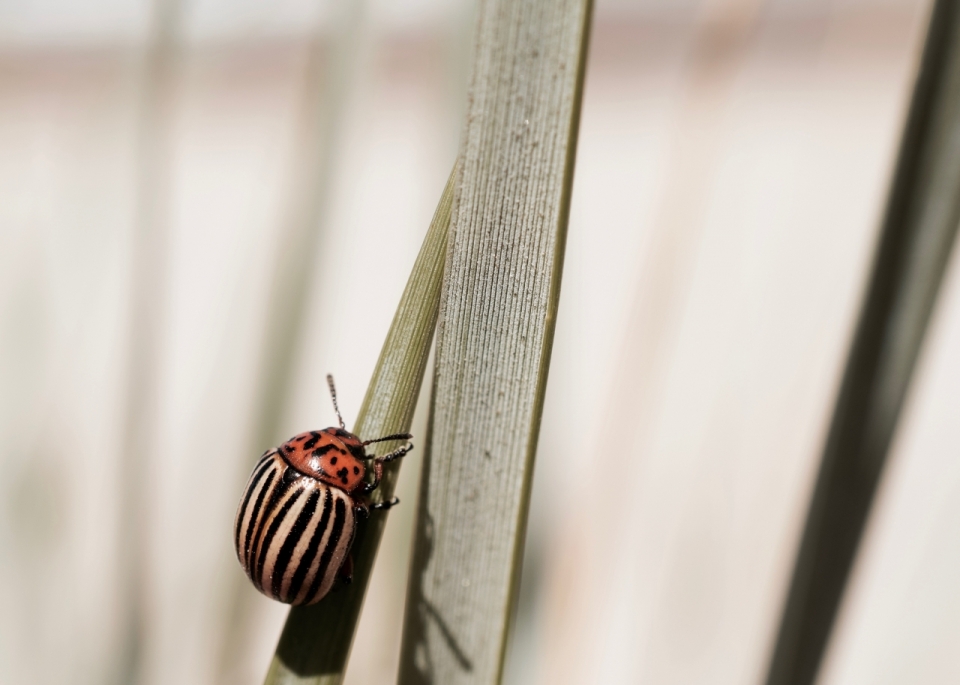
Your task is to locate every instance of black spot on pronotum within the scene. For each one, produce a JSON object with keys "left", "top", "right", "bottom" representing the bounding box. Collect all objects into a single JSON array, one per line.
[
  {"left": 337, "top": 467, "right": 349, "bottom": 484},
  {"left": 330, "top": 456, "right": 338, "bottom": 465},
  {"left": 312, "top": 444, "right": 336, "bottom": 458},
  {"left": 353, "top": 467, "right": 359, "bottom": 474},
  {"left": 303, "top": 432, "right": 322, "bottom": 450}
]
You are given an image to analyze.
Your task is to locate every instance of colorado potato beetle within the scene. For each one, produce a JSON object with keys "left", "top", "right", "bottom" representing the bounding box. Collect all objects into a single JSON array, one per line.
[{"left": 234, "top": 375, "right": 412, "bottom": 605}]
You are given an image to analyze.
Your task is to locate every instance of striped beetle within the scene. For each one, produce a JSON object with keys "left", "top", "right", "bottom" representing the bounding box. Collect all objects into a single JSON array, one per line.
[{"left": 234, "top": 375, "right": 412, "bottom": 605}]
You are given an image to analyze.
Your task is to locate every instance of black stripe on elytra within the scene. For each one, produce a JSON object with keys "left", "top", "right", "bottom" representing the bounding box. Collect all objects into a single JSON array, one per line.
[
  {"left": 304, "top": 496, "right": 347, "bottom": 604},
  {"left": 249, "top": 466, "right": 289, "bottom": 570},
  {"left": 271, "top": 488, "right": 321, "bottom": 599},
  {"left": 255, "top": 487, "right": 304, "bottom": 586},
  {"left": 303, "top": 431, "right": 322, "bottom": 450},
  {"left": 288, "top": 487, "right": 332, "bottom": 602},
  {"left": 235, "top": 457, "right": 276, "bottom": 554},
  {"left": 243, "top": 468, "right": 277, "bottom": 565}
]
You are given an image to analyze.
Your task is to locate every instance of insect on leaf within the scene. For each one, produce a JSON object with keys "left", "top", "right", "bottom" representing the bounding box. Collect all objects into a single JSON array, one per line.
[{"left": 262, "top": 164, "right": 456, "bottom": 685}]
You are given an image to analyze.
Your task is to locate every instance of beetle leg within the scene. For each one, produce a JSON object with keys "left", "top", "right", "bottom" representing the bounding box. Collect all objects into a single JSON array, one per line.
[
  {"left": 369, "top": 496, "right": 400, "bottom": 511},
  {"left": 361, "top": 442, "right": 412, "bottom": 494},
  {"left": 363, "top": 460, "right": 384, "bottom": 493}
]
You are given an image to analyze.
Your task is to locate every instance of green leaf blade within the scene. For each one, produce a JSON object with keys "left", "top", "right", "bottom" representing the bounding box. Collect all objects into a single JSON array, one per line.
[
  {"left": 263, "top": 166, "right": 456, "bottom": 685},
  {"left": 398, "top": 0, "right": 593, "bottom": 682}
]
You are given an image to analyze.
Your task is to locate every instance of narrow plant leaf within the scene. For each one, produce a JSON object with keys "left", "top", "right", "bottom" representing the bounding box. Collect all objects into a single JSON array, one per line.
[
  {"left": 398, "top": 0, "right": 593, "bottom": 683},
  {"left": 263, "top": 165, "right": 456, "bottom": 685},
  {"left": 765, "top": 1, "right": 960, "bottom": 684}
]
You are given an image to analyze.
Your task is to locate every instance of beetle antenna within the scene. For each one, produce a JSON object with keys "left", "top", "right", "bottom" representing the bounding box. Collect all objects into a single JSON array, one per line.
[
  {"left": 326, "top": 374, "right": 346, "bottom": 430},
  {"left": 362, "top": 432, "right": 413, "bottom": 446}
]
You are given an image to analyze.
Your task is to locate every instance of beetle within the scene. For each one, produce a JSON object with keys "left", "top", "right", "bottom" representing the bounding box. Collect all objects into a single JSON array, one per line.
[{"left": 233, "top": 374, "right": 412, "bottom": 605}]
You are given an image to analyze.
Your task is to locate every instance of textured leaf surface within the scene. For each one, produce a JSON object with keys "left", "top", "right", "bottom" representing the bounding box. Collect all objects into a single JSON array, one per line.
[{"left": 398, "top": 0, "right": 593, "bottom": 683}]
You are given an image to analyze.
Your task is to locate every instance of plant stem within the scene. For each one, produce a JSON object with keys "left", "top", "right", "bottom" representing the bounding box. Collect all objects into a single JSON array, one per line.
[
  {"left": 765, "top": 1, "right": 960, "bottom": 683},
  {"left": 262, "top": 165, "right": 456, "bottom": 685},
  {"left": 397, "top": 0, "right": 593, "bottom": 682}
]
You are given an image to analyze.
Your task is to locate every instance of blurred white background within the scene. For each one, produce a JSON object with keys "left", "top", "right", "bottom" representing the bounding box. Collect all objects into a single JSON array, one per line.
[{"left": 2, "top": 0, "right": 959, "bottom": 684}]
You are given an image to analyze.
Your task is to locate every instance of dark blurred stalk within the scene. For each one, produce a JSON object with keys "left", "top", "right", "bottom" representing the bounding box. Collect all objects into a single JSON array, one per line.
[
  {"left": 214, "top": 2, "right": 368, "bottom": 682},
  {"left": 114, "top": 0, "right": 181, "bottom": 684},
  {"left": 764, "top": 2, "right": 960, "bottom": 684}
]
